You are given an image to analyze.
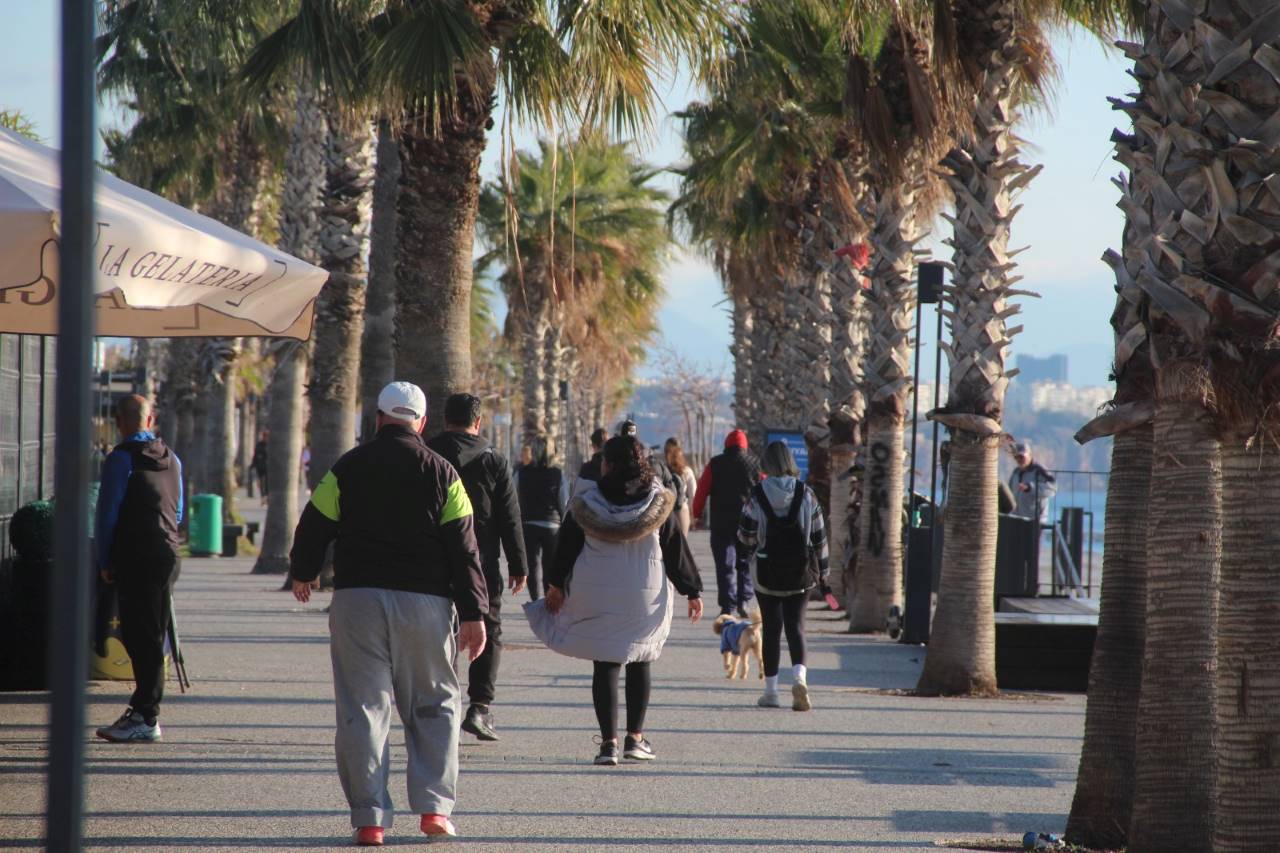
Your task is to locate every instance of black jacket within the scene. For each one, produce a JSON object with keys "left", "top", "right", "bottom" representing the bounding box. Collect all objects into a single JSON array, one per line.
[
  {"left": 578, "top": 453, "right": 603, "bottom": 484},
  {"left": 695, "top": 447, "right": 762, "bottom": 535},
  {"left": 103, "top": 436, "right": 183, "bottom": 569},
  {"left": 547, "top": 475, "right": 703, "bottom": 598},
  {"left": 426, "top": 431, "right": 528, "bottom": 592},
  {"left": 289, "top": 424, "right": 489, "bottom": 620},
  {"left": 519, "top": 464, "right": 564, "bottom": 524}
]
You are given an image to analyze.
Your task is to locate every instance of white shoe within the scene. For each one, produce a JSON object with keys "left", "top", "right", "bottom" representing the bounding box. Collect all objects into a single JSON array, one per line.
[
  {"left": 757, "top": 691, "right": 781, "bottom": 708},
  {"left": 792, "top": 681, "right": 811, "bottom": 712}
]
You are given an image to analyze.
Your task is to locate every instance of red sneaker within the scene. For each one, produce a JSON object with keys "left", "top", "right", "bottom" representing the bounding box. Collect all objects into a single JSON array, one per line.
[
  {"left": 354, "top": 826, "right": 384, "bottom": 846},
  {"left": 421, "top": 814, "right": 458, "bottom": 840}
]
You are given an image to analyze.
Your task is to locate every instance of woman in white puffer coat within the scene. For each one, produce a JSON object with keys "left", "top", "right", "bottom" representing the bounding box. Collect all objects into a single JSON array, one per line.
[{"left": 525, "top": 435, "right": 703, "bottom": 766}]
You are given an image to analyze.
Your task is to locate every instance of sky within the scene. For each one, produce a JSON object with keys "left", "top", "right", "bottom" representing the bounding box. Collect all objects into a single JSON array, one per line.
[{"left": 1, "top": 8, "right": 1129, "bottom": 387}]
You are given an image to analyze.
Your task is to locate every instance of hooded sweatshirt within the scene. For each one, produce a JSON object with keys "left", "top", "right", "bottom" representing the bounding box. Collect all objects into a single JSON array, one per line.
[
  {"left": 96, "top": 431, "right": 184, "bottom": 573},
  {"left": 426, "top": 430, "right": 528, "bottom": 590},
  {"left": 735, "top": 475, "right": 829, "bottom": 596}
]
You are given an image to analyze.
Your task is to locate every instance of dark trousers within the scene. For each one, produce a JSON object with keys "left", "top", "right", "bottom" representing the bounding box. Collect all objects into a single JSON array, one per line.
[
  {"left": 467, "top": 597, "right": 502, "bottom": 707},
  {"left": 592, "top": 660, "right": 651, "bottom": 740},
  {"left": 710, "top": 529, "right": 753, "bottom": 614},
  {"left": 758, "top": 591, "right": 807, "bottom": 678},
  {"left": 117, "top": 557, "right": 179, "bottom": 721},
  {"left": 523, "top": 524, "right": 558, "bottom": 601}
]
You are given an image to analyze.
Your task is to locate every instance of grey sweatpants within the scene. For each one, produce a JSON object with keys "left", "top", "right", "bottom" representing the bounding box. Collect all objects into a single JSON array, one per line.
[{"left": 329, "top": 588, "right": 461, "bottom": 828}]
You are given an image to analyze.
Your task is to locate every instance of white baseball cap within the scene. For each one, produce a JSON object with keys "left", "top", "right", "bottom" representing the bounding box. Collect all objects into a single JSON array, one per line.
[{"left": 378, "top": 381, "right": 427, "bottom": 423}]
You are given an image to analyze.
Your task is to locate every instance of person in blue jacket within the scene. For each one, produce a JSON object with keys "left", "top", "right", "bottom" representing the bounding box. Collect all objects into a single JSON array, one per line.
[{"left": 93, "top": 394, "right": 184, "bottom": 743}]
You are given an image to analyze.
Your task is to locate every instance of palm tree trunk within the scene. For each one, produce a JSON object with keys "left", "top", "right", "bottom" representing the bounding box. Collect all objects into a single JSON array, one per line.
[
  {"left": 1065, "top": 423, "right": 1152, "bottom": 847},
  {"left": 851, "top": 414, "right": 905, "bottom": 631},
  {"left": 1214, "top": 436, "right": 1280, "bottom": 849},
  {"left": 205, "top": 338, "right": 241, "bottom": 522},
  {"left": 730, "top": 293, "right": 754, "bottom": 434},
  {"left": 253, "top": 342, "right": 307, "bottom": 574},
  {"left": 188, "top": 379, "right": 208, "bottom": 494},
  {"left": 521, "top": 307, "right": 549, "bottom": 449},
  {"left": 1129, "top": 363, "right": 1220, "bottom": 852},
  {"left": 915, "top": 433, "right": 1000, "bottom": 694},
  {"left": 395, "top": 65, "right": 495, "bottom": 425},
  {"left": 850, "top": 183, "right": 919, "bottom": 632},
  {"left": 359, "top": 119, "right": 399, "bottom": 443},
  {"left": 308, "top": 121, "right": 373, "bottom": 485},
  {"left": 544, "top": 315, "right": 565, "bottom": 462},
  {"left": 253, "top": 84, "right": 327, "bottom": 574}
]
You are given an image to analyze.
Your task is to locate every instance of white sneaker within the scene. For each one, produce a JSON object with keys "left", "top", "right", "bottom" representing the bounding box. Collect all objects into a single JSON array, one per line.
[
  {"left": 757, "top": 691, "right": 781, "bottom": 708},
  {"left": 96, "top": 708, "right": 161, "bottom": 742},
  {"left": 792, "top": 681, "right": 812, "bottom": 712}
]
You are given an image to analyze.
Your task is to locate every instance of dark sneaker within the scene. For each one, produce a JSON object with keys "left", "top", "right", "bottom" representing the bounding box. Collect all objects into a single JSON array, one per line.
[
  {"left": 96, "top": 708, "right": 161, "bottom": 743},
  {"left": 461, "top": 704, "right": 499, "bottom": 741},
  {"left": 623, "top": 735, "right": 656, "bottom": 761},
  {"left": 593, "top": 739, "right": 619, "bottom": 766}
]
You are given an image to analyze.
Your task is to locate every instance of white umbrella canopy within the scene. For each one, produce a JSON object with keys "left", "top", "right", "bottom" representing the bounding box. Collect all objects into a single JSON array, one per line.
[{"left": 0, "top": 127, "right": 328, "bottom": 339}]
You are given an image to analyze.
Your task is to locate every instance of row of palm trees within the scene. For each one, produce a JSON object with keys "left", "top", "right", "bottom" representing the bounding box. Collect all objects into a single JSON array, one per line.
[
  {"left": 97, "top": 0, "right": 1280, "bottom": 846},
  {"left": 672, "top": 0, "right": 1280, "bottom": 848}
]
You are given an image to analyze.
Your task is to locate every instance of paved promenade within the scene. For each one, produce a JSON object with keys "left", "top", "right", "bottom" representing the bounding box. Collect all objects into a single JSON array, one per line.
[{"left": 0, "top": 529, "right": 1085, "bottom": 851}]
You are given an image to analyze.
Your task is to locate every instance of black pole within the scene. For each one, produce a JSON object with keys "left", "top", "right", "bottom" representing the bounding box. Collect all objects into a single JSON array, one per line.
[
  {"left": 906, "top": 299, "right": 924, "bottom": 545},
  {"left": 929, "top": 299, "right": 944, "bottom": 511},
  {"left": 47, "top": 1, "right": 95, "bottom": 851}
]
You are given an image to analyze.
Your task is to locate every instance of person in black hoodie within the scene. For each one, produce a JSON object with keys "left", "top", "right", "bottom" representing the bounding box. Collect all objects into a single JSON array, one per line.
[
  {"left": 94, "top": 394, "right": 184, "bottom": 743},
  {"left": 574, "top": 427, "right": 608, "bottom": 494},
  {"left": 427, "top": 393, "right": 528, "bottom": 741},
  {"left": 517, "top": 439, "right": 567, "bottom": 601}
]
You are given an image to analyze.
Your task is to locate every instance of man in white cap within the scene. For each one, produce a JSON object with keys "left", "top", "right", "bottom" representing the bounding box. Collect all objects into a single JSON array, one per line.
[
  {"left": 1008, "top": 439, "right": 1056, "bottom": 525},
  {"left": 289, "top": 381, "right": 488, "bottom": 846}
]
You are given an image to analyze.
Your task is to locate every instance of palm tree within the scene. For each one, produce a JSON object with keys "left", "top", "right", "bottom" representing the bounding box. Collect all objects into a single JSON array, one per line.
[
  {"left": 1099, "top": 0, "right": 1280, "bottom": 847},
  {"left": 307, "top": 118, "right": 373, "bottom": 482},
  {"left": 477, "top": 138, "right": 671, "bottom": 453},
  {"left": 253, "top": 81, "right": 327, "bottom": 575},
  {"left": 359, "top": 120, "right": 400, "bottom": 443},
  {"left": 1064, "top": 98, "right": 1158, "bottom": 849}
]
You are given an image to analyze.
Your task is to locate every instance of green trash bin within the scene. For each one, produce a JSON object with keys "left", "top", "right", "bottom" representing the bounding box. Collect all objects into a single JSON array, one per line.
[{"left": 189, "top": 494, "right": 224, "bottom": 557}]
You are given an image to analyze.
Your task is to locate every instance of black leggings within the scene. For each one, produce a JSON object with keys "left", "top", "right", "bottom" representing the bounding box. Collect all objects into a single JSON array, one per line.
[
  {"left": 591, "top": 661, "right": 651, "bottom": 740},
  {"left": 758, "top": 592, "right": 807, "bottom": 678}
]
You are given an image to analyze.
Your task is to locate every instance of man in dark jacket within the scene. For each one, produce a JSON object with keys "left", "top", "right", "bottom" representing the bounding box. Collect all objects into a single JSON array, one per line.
[
  {"left": 517, "top": 440, "right": 567, "bottom": 601},
  {"left": 427, "top": 393, "right": 528, "bottom": 742},
  {"left": 574, "top": 427, "right": 608, "bottom": 492},
  {"left": 290, "top": 381, "right": 488, "bottom": 843},
  {"left": 94, "top": 394, "right": 184, "bottom": 743},
  {"left": 692, "top": 429, "right": 762, "bottom": 616}
]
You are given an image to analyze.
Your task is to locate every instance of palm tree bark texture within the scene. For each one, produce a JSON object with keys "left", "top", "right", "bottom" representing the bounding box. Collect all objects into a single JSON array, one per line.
[
  {"left": 395, "top": 62, "right": 494, "bottom": 426},
  {"left": 308, "top": 120, "right": 373, "bottom": 484},
  {"left": 850, "top": 183, "right": 921, "bottom": 632},
  {"left": 917, "top": 0, "right": 1038, "bottom": 695},
  {"left": 359, "top": 119, "right": 400, "bottom": 444},
  {"left": 255, "top": 86, "right": 325, "bottom": 574}
]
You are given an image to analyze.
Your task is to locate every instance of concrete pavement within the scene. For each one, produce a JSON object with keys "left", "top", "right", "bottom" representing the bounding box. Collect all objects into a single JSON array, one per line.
[{"left": 0, "top": 528, "right": 1084, "bottom": 851}]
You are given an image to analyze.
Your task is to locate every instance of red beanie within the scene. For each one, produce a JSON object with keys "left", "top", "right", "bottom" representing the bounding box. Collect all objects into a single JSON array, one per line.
[{"left": 724, "top": 429, "right": 748, "bottom": 449}]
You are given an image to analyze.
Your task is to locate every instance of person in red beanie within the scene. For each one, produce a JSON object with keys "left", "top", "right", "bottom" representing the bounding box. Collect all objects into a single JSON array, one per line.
[{"left": 691, "top": 429, "right": 762, "bottom": 616}]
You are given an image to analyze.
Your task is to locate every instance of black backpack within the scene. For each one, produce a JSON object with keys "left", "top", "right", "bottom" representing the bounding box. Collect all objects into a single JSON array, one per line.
[{"left": 754, "top": 482, "right": 817, "bottom": 590}]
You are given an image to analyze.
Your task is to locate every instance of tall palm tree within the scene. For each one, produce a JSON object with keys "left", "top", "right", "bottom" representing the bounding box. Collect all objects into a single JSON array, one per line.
[
  {"left": 359, "top": 119, "right": 400, "bottom": 443},
  {"left": 477, "top": 138, "right": 672, "bottom": 452},
  {"left": 1102, "top": 0, "right": 1280, "bottom": 847},
  {"left": 1064, "top": 85, "right": 1158, "bottom": 848},
  {"left": 253, "top": 81, "right": 327, "bottom": 575},
  {"left": 307, "top": 119, "right": 373, "bottom": 483}
]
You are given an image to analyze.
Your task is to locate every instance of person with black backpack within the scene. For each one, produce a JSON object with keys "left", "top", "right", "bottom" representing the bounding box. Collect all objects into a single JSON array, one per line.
[{"left": 735, "top": 440, "right": 829, "bottom": 712}]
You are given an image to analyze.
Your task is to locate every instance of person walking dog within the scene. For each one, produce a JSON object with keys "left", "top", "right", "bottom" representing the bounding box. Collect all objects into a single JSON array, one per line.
[
  {"left": 289, "top": 381, "right": 489, "bottom": 846},
  {"left": 94, "top": 394, "right": 184, "bottom": 743},
  {"left": 525, "top": 435, "right": 703, "bottom": 766},
  {"left": 427, "top": 393, "right": 528, "bottom": 742},
  {"left": 736, "top": 440, "right": 829, "bottom": 712}
]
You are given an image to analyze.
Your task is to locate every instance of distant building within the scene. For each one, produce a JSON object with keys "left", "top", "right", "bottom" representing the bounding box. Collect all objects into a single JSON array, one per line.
[
  {"left": 1016, "top": 354, "right": 1068, "bottom": 383},
  {"left": 1028, "top": 382, "right": 1112, "bottom": 418}
]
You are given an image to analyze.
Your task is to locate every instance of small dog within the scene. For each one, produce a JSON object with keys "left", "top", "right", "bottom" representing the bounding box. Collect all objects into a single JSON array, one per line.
[{"left": 713, "top": 611, "right": 763, "bottom": 680}]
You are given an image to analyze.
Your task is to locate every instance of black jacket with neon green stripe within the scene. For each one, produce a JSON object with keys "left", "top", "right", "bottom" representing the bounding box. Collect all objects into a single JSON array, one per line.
[{"left": 289, "top": 423, "right": 490, "bottom": 621}]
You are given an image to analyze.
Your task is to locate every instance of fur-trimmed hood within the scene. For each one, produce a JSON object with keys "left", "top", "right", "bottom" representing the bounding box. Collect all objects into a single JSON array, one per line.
[{"left": 569, "top": 479, "right": 675, "bottom": 543}]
